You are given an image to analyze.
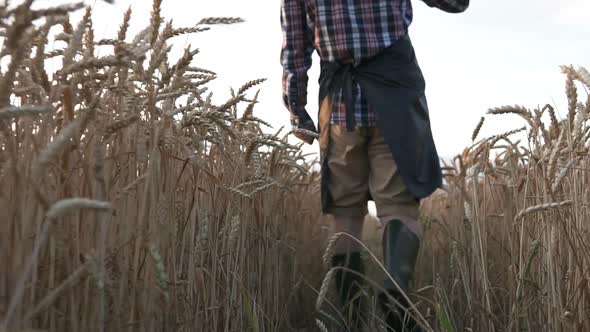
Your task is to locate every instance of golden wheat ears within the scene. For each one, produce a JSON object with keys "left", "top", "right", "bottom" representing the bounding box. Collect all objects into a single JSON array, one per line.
[{"left": 0, "top": 0, "right": 322, "bottom": 330}]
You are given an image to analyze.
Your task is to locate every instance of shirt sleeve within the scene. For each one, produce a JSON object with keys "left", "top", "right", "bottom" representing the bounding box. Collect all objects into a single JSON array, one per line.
[
  {"left": 280, "top": 0, "right": 315, "bottom": 121},
  {"left": 421, "top": 0, "right": 469, "bottom": 13}
]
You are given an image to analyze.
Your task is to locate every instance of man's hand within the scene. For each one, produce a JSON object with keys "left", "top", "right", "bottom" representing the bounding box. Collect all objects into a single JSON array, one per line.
[
  {"left": 421, "top": 0, "right": 469, "bottom": 13},
  {"left": 291, "top": 113, "right": 318, "bottom": 145}
]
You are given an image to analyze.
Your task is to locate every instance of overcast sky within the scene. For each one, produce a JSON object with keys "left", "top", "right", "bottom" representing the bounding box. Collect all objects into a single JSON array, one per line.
[{"left": 36, "top": 0, "right": 590, "bottom": 158}]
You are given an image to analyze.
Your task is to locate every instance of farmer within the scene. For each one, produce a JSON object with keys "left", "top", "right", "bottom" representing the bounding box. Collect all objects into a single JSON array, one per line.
[{"left": 281, "top": 0, "right": 469, "bottom": 330}]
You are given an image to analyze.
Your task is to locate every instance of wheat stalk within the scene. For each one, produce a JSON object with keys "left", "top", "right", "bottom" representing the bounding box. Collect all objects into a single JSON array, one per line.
[
  {"left": 576, "top": 66, "right": 590, "bottom": 88},
  {"left": 148, "top": 244, "right": 170, "bottom": 302},
  {"left": 46, "top": 198, "right": 111, "bottom": 219},
  {"left": 0, "top": 105, "right": 51, "bottom": 118},
  {"left": 149, "top": 0, "right": 162, "bottom": 46},
  {"left": 315, "top": 268, "right": 336, "bottom": 311},
  {"left": 30, "top": 2, "right": 85, "bottom": 19},
  {"left": 472, "top": 116, "right": 485, "bottom": 141},
  {"left": 565, "top": 69, "right": 579, "bottom": 132},
  {"left": 32, "top": 111, "right": 90, "bottom": 180},
  {"left": 322, "top": 232, "right": 342, "bottom": 268},
  {"left": 199, "top": 17, "right": 244, "bottom": 25},
  {"left": 315, "top": 319, "right": 328, "bottom": 332},
  {"left": 514, "top": 201, "right": 573, "bottom": 222}
]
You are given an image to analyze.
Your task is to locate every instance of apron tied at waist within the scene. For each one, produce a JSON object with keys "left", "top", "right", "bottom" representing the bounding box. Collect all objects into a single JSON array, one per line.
[
  {"left": 317, "top": 34, "right": 443, "bottom": 206},
  {"left": 318, "top": 61, "right": 358, "bottom": 132}
]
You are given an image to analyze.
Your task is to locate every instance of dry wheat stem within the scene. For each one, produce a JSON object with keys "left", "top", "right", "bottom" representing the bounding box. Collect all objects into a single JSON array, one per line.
[
  {"left": 46, "top": 198, "right": 112, "bottom": 219},
  {"left": 32, "top": 112, "right": 89, "bottom": 180},
  {"left": 0, "top": 105, "right": 51, "bottom": 118},
  {"left": 514, "top": 200, "right": 573, "bottom": 222},
  {"left": 23, "top": 263, "right": 89, "bottom": 321}
]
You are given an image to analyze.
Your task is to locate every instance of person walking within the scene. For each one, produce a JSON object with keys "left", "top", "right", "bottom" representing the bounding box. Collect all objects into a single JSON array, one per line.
[{"left": 280, "top": 0, "right": 469, "bottom": 330}]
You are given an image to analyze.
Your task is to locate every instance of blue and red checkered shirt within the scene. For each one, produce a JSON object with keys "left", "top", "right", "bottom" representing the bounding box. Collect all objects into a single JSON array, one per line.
[{"left": 281, "top": 0, "right": 469, "bottom": 127}]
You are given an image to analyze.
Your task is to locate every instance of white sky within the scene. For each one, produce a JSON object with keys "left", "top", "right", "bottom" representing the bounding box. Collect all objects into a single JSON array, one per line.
[{"left": 35, "top": 0, "right": 590, "bottom": 158}]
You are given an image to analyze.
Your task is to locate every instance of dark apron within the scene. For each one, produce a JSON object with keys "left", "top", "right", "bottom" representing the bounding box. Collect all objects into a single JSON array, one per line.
[{"left": 318, "top": 34, "right": 442, "bottom": 213}]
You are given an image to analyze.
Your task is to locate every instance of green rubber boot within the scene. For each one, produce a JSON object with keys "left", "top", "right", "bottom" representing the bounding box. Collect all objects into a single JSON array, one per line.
[
  {"left": 331, "top": 252, "right": 366, "bottom": 331},
  {"left": 379, "top": 220, "right": 422, "bottom": 332}
]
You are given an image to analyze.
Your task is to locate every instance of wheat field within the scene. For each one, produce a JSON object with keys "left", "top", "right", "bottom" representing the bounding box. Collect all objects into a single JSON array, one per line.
[
  {"left": 0, "top": 1, "right": 325, "bottom": 331},
  {"left": 1, "top": 1, "right": 589, "bottom": 332}
]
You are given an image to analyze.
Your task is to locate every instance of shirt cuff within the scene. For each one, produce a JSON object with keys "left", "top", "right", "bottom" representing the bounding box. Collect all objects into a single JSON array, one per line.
[{"left": 290, "top": 106, "right": 312, "bottom": 123}]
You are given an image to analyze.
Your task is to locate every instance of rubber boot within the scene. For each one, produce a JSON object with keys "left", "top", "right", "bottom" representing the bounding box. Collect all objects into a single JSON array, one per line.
[
  {"left": 331, "top": 252, "right": 366, "bottom": 331},
  {"left": 379, "top": 220, "right": 422, "bottom": 332}
]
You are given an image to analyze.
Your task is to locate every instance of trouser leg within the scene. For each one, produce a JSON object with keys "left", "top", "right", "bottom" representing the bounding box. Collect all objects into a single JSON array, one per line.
[
  {"left": 332, "top": 216, "right": 365, "bottom": 254},
  {"left": 366, "top": 127, "right": 423, "bottom": 331}
]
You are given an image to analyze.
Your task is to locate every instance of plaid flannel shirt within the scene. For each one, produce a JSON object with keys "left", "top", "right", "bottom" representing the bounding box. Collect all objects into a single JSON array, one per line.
[{"left": 281, "top": 0, "right": 469, "bottom": 127}]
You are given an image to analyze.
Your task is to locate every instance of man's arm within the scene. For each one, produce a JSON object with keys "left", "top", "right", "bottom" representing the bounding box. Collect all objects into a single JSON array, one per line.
[
  {"left": 421, "top": 0, "right": 469, "bottom": 13},
  {"left": 280, "top": 0, "right": 315, "bottom": 129}
]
